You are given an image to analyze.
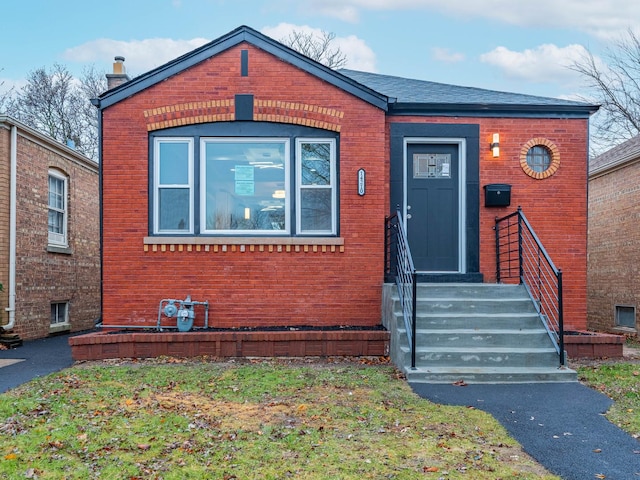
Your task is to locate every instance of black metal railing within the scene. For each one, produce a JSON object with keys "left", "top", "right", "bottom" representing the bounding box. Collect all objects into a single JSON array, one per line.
[
  {"left": 495, "top": 207, "right": 565, "bottom": 365},
  {"left": 385, "top": 210, "right": 418, "bottom": 369}
]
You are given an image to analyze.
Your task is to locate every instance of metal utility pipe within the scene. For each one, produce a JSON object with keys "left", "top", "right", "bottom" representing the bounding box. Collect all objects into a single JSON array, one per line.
[{"left": 3, "top": 125, "right": 17, "bottom": 331}]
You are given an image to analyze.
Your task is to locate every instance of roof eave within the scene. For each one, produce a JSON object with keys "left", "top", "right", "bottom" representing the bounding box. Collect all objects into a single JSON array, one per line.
[
  {"left": 388, "top": 102, "right": 599, "bottom": 118},
  {"left": 590, "top": 154, "right": 640, "bottom": 178},
  {"left": 93, "top": 26, "right": 388, "bottom": 112},
  {"left": 0, "top": 114, "right": 98, "bottom": 169}
]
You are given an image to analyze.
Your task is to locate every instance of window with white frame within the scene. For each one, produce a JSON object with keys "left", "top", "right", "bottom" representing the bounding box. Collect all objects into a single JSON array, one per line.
[
  {"left": 297, "top": 139, "right": 336, "bottom": 234},
  {"left": 152, "top": 133, "right": 338, "bottom": 236},
  {"left": 50, "top": 302, "right": 68, "bottom": 325},
  {"left": 48, "top": 170, "right": 68, "bottom": 246},
  {"left": 153, "top": 138, "right": 194, "bottom": 234}
]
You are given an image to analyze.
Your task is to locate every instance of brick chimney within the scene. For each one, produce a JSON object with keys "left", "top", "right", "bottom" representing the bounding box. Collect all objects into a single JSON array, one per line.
[{"left": 106, "top": 56, "right": 130, "bottom": 90}]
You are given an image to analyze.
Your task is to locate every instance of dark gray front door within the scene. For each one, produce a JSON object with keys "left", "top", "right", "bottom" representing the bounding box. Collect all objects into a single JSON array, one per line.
[{"left": 406, "top": 143, "right": 459, "bottom": 272}]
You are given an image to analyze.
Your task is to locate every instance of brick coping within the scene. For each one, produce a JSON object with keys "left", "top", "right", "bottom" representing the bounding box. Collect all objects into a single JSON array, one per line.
[
  {"left": 69, "top": 329, "right": 390, "bottom": 361},
  {"left": 564, "top": 330, "right": 624, "bottom": 358}
]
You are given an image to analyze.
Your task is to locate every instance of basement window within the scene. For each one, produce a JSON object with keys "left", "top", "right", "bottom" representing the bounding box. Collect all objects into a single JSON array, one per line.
[{"left": 615, "top": 305, "right": 636, "bottom": 328}]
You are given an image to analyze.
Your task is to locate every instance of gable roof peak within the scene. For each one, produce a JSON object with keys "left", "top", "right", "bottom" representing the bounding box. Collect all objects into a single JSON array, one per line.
[{"left": 93, "top": 25, "right": 387, "bottom": 111}]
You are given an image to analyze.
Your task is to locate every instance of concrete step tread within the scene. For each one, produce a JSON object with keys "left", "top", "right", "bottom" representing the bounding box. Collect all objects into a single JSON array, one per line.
[
  {"left": 408, "top": 312, "right": 541, "bottom": 317},
  {"left": 391, "top": 295, "right": 531, "bottom": 302},
  {"left": 406, "top": 366, "right": 577, "bottom": 384},
  {"left": 408, "top": 366, "right": 575, "bottom": 374},
  {"left": 402, "top": 347, "right": 559, "bottom": 355},
  {"left": 398, "top": 328, "right": 548, "bottom": 334}
]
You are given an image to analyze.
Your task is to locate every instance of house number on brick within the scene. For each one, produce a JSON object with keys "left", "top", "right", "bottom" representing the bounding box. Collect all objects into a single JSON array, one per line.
[{"left": 358, "top": 168, "right": 366, "bottom": 196}]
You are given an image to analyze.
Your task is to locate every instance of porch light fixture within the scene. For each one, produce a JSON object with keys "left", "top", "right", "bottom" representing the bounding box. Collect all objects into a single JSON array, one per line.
[
  {"left": 244, "top": 207, "right": 251, "bottom": 220},
  {"left": 491, "top": 133, "right": 500, "bottom": 158}
]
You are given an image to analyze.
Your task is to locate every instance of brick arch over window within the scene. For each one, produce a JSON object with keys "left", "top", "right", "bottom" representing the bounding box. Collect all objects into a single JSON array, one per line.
[
  {"left": 520, "top": 137, "right": 560, "bottom": 179},
  {"left": 144, "top": 98, "right": 344, "bottom": 132}
]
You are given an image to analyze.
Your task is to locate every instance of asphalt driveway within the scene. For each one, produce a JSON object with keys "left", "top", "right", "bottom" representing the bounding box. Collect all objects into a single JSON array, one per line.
[{"left": 412, "top": 382, "right": 640, "bottom": 480}]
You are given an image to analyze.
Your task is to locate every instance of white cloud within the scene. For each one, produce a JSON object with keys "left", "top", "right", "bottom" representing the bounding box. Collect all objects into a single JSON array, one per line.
[
  {"left": 306, "top": 0, "right": 640, "bottom": 39},
  {"left": 431, "top": 47, "right": 465, "bottom": 63},
  {"left": 479, "top": 43, "right": 589, "bottom": 84},
  {"left": 0, "top": 77, "right": 26, "bottom": 95},
  {"left": 262, "top": 23, "right": 376, "bottom": 71},
  {"left": 62, "top": 37, "right": 210, "bottom": 75}
]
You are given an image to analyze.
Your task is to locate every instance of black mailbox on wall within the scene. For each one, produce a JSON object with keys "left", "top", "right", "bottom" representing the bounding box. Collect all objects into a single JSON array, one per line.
[{"left": 484, "top": 184, "right": 511, "bottom": 207}]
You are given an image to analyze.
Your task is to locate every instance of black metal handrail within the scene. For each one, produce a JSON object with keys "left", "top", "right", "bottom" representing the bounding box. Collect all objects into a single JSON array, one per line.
[
  {"left": 495, "top": 207, "right": 565, "bottom": 365},
  {"left": 385, "top": 210, "right": 418, "bottom": 369}
]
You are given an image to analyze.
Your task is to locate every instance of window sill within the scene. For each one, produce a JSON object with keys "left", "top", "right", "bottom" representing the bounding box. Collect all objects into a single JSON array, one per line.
[
  {"left": 50, "top": 323, "right": 71, "bottom": 334},
  {"left": 143, "top": 236, "right": 344, "bottom": 253},
  {"left": 47, "top": 245, "right": 73, "bottom": 255}
]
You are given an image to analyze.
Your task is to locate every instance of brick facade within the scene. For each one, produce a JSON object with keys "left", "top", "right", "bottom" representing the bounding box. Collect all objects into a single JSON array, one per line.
[
  {"left": 0, "top": 118, "right": 100, "bottom": 340},
  {"left": 97, "top": 28, "right": 591, "bottom": 335},
  {"left": 386, "top": 116, "right": 589, "bottom": 331},
  {"left": 100, "top": 43, "right": 387, "bottom": 330},
  {"left": 588, "top": 156, "right": 640, "bottom": 332}
]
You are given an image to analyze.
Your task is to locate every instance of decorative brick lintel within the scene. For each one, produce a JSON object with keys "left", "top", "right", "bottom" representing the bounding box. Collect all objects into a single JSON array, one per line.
[{"left": 69, "top": 329, "right": 390, "bottom": 361}]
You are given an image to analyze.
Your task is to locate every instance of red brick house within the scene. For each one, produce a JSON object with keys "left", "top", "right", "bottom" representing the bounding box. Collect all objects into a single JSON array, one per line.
[
  {"left": 588, "top": 135, "right": 640, "bottom": 334},
  {"left": 79, "top": 26, "right": 597, "bottom": 362},
  {"left": 0, "top": 116, "right": 100, "bottom": 342}
]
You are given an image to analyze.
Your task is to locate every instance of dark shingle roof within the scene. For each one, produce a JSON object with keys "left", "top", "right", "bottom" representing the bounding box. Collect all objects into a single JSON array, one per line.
[
  {"left": 589, "top": 135, "right": 640, "bottom": 176},
  {"left": 93, "top": 25, "right": 598, "bottom": 119},
  {"left": 338, "top": 69, "right": 598, "bottom": 117}
]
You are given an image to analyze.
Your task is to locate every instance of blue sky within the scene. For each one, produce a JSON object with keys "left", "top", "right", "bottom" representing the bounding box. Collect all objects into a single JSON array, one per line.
[{"left": 1, "top": 0, "right": 640, "bottom": 102}]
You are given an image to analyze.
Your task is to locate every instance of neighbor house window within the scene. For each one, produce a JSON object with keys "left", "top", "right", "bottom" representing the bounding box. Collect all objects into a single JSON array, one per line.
[
  {"left": 615, "top": 305, "right": 636, "bottom": 328},
  {"left": 50, "top": 302, "right": 68, "bottom": 325},
  {"left": 154, "top": 138, "right": 194, "bottom": 234},
  {"left": 297, "top": 139, "right": 336, "bottom": 234},
  {"left": 48, "top": 170, "right": 68, "bottom": 246},
  {"left": 201, "top": 138, "right": 289, "bottom": 234}
]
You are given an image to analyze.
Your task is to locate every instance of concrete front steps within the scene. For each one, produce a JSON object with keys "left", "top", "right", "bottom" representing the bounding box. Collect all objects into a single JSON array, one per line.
[{"left": 384, "top": 283, "right": 576, "bottom": 384}]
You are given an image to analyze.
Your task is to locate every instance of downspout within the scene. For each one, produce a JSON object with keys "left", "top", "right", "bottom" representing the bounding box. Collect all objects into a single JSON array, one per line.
[{"left": 4, "top": 125, "right": 17, "bottom": 331}]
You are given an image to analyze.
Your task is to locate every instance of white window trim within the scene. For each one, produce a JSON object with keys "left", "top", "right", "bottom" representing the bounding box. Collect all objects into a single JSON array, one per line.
[
  {"left": 50, "top": 301, "right": 69, "bottom": 325},
  {"left": 296, "top": 138, "right": 337, "bottom": 235},
  {"left": 153, "top": 137, "right": 194, "bottom": 234},
  {"left": 200, "top": 137, "right": 291, "bottom": 235},
  {"left": 48, "top": 169, "right": 68, "bottom": 247}
]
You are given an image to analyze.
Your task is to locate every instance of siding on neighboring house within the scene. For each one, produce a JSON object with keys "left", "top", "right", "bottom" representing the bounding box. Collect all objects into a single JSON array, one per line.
[
  {"left": 0, "top": 117, "right": 100, "bottom": 340},
  {"left": 588, "top": 136, "right": 640, "bottom": 333}
]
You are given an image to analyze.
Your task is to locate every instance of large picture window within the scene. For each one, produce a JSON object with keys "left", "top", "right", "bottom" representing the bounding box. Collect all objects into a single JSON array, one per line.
[
  {"left": 48, "top": 169, "right": 68, "bottom": 246},
  {"left": 152, "top": 130, "right": 338, "bottom": 237},
  {"left": 202, "top": 138, "right": 289, "bottom": 234},
  {"left": 154, "top": 138, "right": 194, "bottom": 234}
]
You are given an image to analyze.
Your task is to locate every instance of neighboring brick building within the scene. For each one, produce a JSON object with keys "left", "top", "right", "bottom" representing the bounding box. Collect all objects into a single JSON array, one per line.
[
  {"left": 0, "top": 116, "right": 100, "bottom": 341},
  {"left": 588, "top": 135, "right": 640, "bottom": 334},
  {"left": 90, "top": 26, "right": 596, "bottom": 341}
]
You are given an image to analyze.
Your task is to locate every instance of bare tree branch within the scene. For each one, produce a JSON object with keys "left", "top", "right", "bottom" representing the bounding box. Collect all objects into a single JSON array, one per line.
[
  {"left": 0, "top": 68, "right": 12, "bottom": 111},
  {"left": 279, "top": 30, "right": 347, "bottom": 69},
  {"left": 5, "top": 63, "right": 106, "bottom": 160},
  {"left": 571, "top": 29, "right": 640, "bottom": 154}
]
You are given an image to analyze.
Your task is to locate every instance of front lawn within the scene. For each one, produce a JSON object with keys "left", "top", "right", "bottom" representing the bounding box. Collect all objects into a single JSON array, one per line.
[{"left": 0, "top": 359, "right": 556, "bottom": 479}]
